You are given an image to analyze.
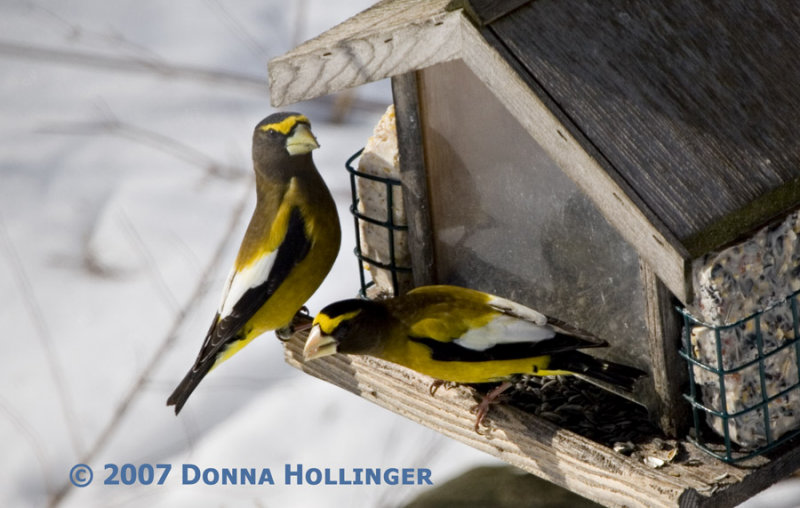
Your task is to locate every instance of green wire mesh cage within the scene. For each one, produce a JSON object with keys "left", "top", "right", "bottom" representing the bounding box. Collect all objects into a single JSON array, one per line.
[
  {"left": 679, "top": 290, "right": 800, "bottom": 463},
  {"left": 345, "top": 149, "right": 412, "bottom": 298}
]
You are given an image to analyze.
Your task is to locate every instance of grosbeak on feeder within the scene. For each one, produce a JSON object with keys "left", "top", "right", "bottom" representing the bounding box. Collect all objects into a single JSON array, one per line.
[
  {"left": 304, "top": 285, "right": 643, "bottom": 431},
  {"left": 168, "top": 112, "right": 341, "bottom": 414}
]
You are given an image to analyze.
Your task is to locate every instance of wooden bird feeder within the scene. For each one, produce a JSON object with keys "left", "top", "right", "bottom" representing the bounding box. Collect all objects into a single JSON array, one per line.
[{"left": 269, "top": 1, "right": 800, "bottom": 506}]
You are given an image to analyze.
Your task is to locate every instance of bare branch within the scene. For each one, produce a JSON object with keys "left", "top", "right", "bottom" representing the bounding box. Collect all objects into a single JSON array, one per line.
[
  {"left": 37, "top": 115, "right": 246, "bottom": 181},
  {"left": 119, "top": 209, "right": 181, "bottom": 312},
  {"left": 0, "top": 40, "right": 266, "bottom": 93},
  {"left": 48, "top": 183, "right": 253, "bottom": 507},
  {"left": 204, "top": 0, "right": 271, "bottom": 59},
  {"left": 31, "top": 2, "right": 165, "bottom": 61},
  {"left": 0, "top": 394, "right": 54, "bottom": 498},
  {"left": 0, "top": 215, "right": 85, "bottom": 459}
]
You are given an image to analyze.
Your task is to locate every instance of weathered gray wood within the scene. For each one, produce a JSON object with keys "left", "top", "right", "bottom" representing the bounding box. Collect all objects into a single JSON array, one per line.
[
  {"left": 642, "top": 260, "right": 689, "bottom": 437},
  {"left": 392, "top": 73, "right": 437, "bottom": 287},
  {"left": 268, "top": 3, "right": 697, "bottom": 302},
  {"left": 268, "top": 0, "right": 462, "bottom": 107},
  {"left": 488, "top": 0, "right": 800, "bottom": 255},
  {"left": 283, "top": 331, "right": 800, "bottom": 508},
  {"left": 270, "top": 0, "right": 800, "bottom": 298},
  {"left": 448, "top": 0, "right": 533, "bottom": 25},
  {"left": 456, "top": 18, "right": 693, "bottom": 302}
]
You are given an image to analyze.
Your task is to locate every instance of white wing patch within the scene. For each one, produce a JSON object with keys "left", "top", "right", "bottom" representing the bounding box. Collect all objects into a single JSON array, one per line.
[
  {"left": 487, "top": 295, "right": 548, "bottom": 325},
  {"left": 217, "top": 251, "right": 278, "bottom": 319},
  {"left": 454, "top": 315, "right": 555, "bottom": 352},
  {"left": 217, "top": 267, "right": 236, "bottom": 313}
]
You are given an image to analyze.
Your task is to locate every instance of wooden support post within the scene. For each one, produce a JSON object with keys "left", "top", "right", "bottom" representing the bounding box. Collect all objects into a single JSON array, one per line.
[
  {"left": 642, "top": 260, "right": 690, "bottom": 437},
  {"left": 392, "top": 72, "right": 437, "bottom": 287}
]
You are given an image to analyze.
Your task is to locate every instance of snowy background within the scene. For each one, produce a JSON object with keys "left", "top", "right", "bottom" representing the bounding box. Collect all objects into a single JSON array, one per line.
[{"left": 0, "top": 1, "right": 797, "bottom": 507}]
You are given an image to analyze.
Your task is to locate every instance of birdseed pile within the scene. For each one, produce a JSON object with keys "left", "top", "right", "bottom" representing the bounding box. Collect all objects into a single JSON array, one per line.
[{"left": 502, "top": 375, "right": 658, "bottom": 447}]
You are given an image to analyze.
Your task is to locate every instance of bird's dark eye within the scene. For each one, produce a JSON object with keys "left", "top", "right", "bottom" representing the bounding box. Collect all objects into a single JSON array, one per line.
[
  {"left": 334, "top": 319, "right": 353, "bottom": 340},
  {"left": 266, "top": 129, "right": 280, "bottom": 138}
]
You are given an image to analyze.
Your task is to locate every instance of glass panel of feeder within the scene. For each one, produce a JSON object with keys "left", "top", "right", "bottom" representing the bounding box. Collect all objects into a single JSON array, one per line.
[{"left": 417, "top": 59, "right": 649, "bottom": 372}]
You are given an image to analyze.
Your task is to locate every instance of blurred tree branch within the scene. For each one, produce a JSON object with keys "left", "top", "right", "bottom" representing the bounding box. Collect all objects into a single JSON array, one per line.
[
  {"left": 0, "top": 40, "right": 267, "bottom": 92},
  {"left": 48, "top": 183, "right": 252, "bottom": 508},
  {"left": 38, "top": 115, "right": 247, "bottom": 181}
]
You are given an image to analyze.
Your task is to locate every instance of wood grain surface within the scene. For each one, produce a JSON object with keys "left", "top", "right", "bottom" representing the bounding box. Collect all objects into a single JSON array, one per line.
[
  {"left": 489, "top": 0, "right": 800, "bottom": 254},
  {"left": 269, "top": 0, "right": 462, "bottom": 107},
  {"left": 283, "top": 330, "right": 800, "bottom": 508}
]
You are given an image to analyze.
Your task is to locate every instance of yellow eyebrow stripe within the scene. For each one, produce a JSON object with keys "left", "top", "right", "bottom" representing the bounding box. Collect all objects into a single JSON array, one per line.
[
  {"left": 314, "top": 310, "right": 361, "bottom": 334},
  {"left": 259, "top": 115, "right": 310, "bottom": 135}
]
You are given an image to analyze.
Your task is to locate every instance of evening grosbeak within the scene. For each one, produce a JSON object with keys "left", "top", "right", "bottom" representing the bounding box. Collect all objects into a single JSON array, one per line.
[
  {"left": 168, "top": 112, "right": 341, "bottom": 414},
  {"left": 304, "top": 285, "right": 643, "bottom": 430}
]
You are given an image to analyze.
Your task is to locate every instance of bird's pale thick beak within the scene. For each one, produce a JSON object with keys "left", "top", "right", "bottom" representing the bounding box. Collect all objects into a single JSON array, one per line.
[
  {"left": 303, "top": 324, "right": 338, "bottom": 360},
  {"left": 286, "top": 123, "right": 320, "bottom": 155}
]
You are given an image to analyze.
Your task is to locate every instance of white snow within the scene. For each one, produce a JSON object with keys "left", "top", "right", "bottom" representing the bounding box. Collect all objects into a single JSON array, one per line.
[
  {"left": 0, "top": 1, "right": 795, "bottom": 507},
  {"left": 0, "top": 2, "right": 494, "bottom": 507}
]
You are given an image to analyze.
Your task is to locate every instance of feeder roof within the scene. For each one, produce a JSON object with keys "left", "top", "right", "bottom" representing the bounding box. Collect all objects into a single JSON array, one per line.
[{"left": 269, "top": 0, "right": 800, "bottom": 303}]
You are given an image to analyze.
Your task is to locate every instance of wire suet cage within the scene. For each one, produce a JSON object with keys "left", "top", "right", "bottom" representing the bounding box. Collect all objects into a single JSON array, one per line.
[
  {"left": 679, "top": 290, "right": 800, "bottom": 463},
  {"left": 345, "top": 149, "right": 412, "bottom": 298}
]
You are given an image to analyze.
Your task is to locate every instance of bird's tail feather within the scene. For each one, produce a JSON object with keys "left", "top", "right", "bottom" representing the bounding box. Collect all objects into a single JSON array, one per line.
[
  {"left": 166, "top": 361, "right": 214, "bottom": 415},
  {"left": 551, "top": 351, "right": 645, "bottom": 391}
]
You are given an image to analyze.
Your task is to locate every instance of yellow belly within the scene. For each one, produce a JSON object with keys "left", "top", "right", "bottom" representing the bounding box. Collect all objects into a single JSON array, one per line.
[
  {"left": 215, "top": 230, "right": 339, "bottom": 367},
  {"left": 383, "top": 341, "right": 571, "bottom": 383}
]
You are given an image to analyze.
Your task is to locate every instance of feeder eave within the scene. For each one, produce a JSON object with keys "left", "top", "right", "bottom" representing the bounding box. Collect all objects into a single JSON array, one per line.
[
  {"left": 268, "top": 2, "right": 695, "bottom": 302},
  {"left": 268, "top": 0, "right": 463, "bottom": 108}
]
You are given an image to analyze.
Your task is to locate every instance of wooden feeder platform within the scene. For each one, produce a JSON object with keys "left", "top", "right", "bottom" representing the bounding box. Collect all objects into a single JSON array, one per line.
[{"left": 283, "top": 331, "right": 800, "bottom": 508}]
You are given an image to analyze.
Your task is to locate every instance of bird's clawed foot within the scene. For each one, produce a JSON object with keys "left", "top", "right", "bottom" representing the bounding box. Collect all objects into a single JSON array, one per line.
[
  {"left": 276, "top": 306, "right": 313, "bottom": 341},
  {"left": 293, "top": 306, "right": 313, "bottom": 332},
  {"left": 429, "top": 380, "right": 458, "bottom": 396},
  {"left": 470, "top": 381, "right": 513, "bottom": 434}
]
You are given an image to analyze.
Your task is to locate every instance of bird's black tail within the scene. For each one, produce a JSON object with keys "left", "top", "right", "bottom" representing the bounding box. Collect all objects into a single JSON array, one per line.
[
  {"left": 550, "top": 351, "right": 645, "bottom": 391},
  {"left": 166, "top": 359, "right": 214, "bottom": 415}
]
